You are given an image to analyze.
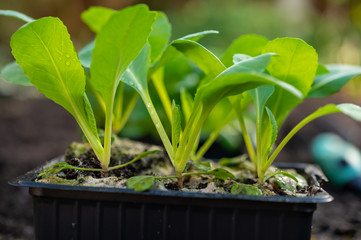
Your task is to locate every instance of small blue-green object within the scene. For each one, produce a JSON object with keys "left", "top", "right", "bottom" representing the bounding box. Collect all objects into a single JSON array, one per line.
[{"left": 311, "top": 133, "right": 361, "bottom": 187}]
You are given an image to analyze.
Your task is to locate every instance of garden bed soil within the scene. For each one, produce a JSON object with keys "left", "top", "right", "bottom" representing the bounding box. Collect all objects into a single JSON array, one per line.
[{"left": 1, "top": 98, "right": 361, "bottom": 239}]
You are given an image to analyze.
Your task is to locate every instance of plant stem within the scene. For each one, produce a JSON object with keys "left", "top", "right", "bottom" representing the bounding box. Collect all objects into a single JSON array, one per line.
[
  {"left": 142, "top": 92, "right": 174, "bottom": 162},
  {"left": 175, "top": 107, "right": 206, "bottom": 174},
  {"left": 151, "top": 67, "right": 172, "bottom": 123},
  {"left": 102, "top": 104, "right": 113, "bottom": 170}
]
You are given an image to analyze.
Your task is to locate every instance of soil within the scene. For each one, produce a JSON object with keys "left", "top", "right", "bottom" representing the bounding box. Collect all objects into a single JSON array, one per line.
[{"left": 1, "top": 97, "right": 361, "bottom": 239}]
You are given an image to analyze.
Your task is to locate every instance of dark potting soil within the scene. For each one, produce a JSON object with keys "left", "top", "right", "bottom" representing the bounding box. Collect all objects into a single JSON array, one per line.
[{"left": 1, "top": 98, "right": 361, "bottom": 239}]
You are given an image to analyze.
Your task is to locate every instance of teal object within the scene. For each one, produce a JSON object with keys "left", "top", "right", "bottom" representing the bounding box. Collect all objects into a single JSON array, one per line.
[{"left": 311, "top": 133, "right": 361, "bottom": 187}]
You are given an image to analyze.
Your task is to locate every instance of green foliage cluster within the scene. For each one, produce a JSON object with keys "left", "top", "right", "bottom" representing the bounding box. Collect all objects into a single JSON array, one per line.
[{"left": 1, "top": 5, "right": 361, "bottom": 190}]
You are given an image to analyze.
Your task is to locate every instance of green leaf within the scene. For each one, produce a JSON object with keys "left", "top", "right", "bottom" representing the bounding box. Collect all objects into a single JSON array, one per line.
[
  {"left": 10, "top": 17, "right": 102, "bottom": 158},
  {"left": 37, "top": 162, "right": 72, "bottom": 178},
  {"left": 249, "top": 85, "right": 275, "bottom": 122},
  {"left": 316, "top": 64, "right": 329, "bottom": 75},
  {"left": 222, "top": 34, "right": 269, "bottom": 67},
  {"left": 78, "top": 40, "right": 95, "bottom": 69},
  {"left": 207, "top": 168, "right": 236, "bottom": 180},
  {"left": 1, "top": 61, "right": 32, "bottom": 86},
  {"left": 196, "top": 71, "right": 302, "bottom": 113},
  {"left": 220, "top": 53, "right": 276, "bottom": 75},
  {"left": 273, "top": 174, "right": 299, "bottom": 193},
  {"left": 309, "top": 64, "right": 361, "bottom": 98},
  {"left": 149, "top": 12, "right": 172, "bottom": 64},
  {"left": 263, "top": 38, "right": 318, "bottom": 126},
  {"left": 172, "top": 100, "right": 182, "bottom": 154},
  {"left": 194, "top": 161, "right": 212, "bottom": 171},
  {"left": 178, "top": 30, "right": 219, "bottom": 41},
  {"left": 231, "top": 183, "right": 262, "bottom": 196},
  {"left": 121, "top": 44, "right": 151, "bottom": 96},
  {"left": 0, "top": 10, "right": 34, "bottom": 23},
  {"left": 90, "top": 4, "right": 156, "bottom": 103},
  {"left": 150, "top": 30, "right": 217, "bottom": 74},
  {"left": 126, "top": 175, "right": 155, "bottom": 191},
  {"left": 171, "top": 40, "right": 225, "bottom": 78},
  {"left": 265, "top": 107, "right": 278, "bottom": 154},
  {"left": 81, "top": 6, "right": 115, "bottom": 33},
  {"left": 264, "top": 170, "right": 299, "bottom": 183},
  {"left": 232, "top": 54, "right": 252, "bottom": 64}
]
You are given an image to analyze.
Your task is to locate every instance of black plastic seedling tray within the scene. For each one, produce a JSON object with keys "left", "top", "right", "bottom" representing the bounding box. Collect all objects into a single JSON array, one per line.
[{"left": 10, "top": 158, "right": 333, "bottom": 240}]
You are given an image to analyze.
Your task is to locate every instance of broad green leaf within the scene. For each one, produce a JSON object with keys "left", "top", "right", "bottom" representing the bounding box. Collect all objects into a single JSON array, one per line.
[
  {"left": 222, "top": 34, "right": 269, "bottom": 67},
  {"left": 196, "top": 71, "right": 302, "bottom": 112},
  {"left": 81, "top": 6, "right": 115, "bottom": 33},
  {"left": 309, "top": 64, "right": 361, "bottom": 98},
  {"left": 81, "top": 7, "right": 170, "bottom": 67},
  {"left": 90, "top": 4, "right": 156, "bottom": 103},
  {"left": 78, "top": 40, "right": 95, "bottom": 69},
  {"left": 0, "top": 10, "right": 34, "bottom": 23},
  {"left": 10, "top": 17, "right": 102, "bottom": 157},
  {"left": 149, "top": 12, "right": 172, "bottom": 64},
  {"left": 263, "top": 38, "right": 318, "bottom": 126},
  {"left": 231, "top": 183, "right": 262, "bottom": 195},
  {"left": 172, "top": 39, "right": 225, "bottom": 79},
  {"left": 121, "top": 44, "right": 151, "bottom": 96},
  {"left": 172, "top": 100, "right": 181, "bottom": 154},
  {"left": 126, "top": 175, "right": 155, "bottom": 191},
  {"left": 207, "top": 168, "right": 236, "bottom": 180},
  {"left": 1, "top": 61, "right": 32, "bottom": 86}
]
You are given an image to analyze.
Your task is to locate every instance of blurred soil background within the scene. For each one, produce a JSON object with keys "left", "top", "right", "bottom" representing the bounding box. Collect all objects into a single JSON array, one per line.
[{"left": 0, "top": 0, "right": 361, "bottom": 239}]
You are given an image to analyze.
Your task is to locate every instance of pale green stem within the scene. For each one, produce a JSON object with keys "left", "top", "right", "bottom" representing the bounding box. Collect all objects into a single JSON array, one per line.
[
  {"left": 102, "top": 104, "right": 114, "bottom": 170},
  {"left": 175, "top": 112, "right": 208, "bottom": 175},
  {"left": 142, "top": 92, "right": 174, "bottom": 163},
  {"left": 151, "top": 68, "right": 172, "bottom": 123},
  {"left": 255, "top": 110, "right": 263, "bottom": 182}
]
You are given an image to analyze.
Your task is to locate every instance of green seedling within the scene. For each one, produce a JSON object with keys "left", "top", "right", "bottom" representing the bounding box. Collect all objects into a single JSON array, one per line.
[
  {"left": 222, "top": 35, "right": 361, "bottom": 182},
  {"left": 1, "top": 5, "right": 159, "bottom": 172}
]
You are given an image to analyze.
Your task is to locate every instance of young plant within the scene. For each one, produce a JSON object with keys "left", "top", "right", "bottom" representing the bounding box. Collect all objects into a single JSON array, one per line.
[
  {"left": 223, "top": 35, "right": 361, "bottom": 182},
  {"left": 2, "top": 5, "right": 159, "bottom": 172}
]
